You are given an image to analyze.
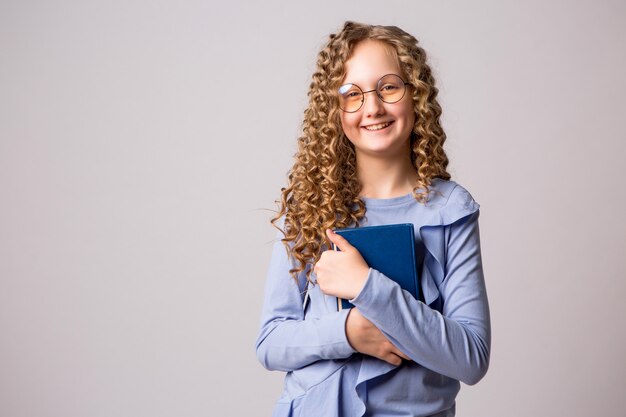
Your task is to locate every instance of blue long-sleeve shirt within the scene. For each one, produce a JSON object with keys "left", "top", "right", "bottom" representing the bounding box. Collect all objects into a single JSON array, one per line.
[{"left": 255, "top": 179, "right": 491, "bottom": 417}]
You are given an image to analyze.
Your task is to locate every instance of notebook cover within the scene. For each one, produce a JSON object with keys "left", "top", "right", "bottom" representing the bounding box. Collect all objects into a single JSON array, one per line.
[{"left": 334, "top": 223, "right": 420, "bottom": 310}]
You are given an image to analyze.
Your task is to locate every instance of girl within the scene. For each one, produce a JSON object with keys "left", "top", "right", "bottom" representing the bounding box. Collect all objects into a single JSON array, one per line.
[{"left": 256, "top": 21, "right": 491, "bottom": 417}]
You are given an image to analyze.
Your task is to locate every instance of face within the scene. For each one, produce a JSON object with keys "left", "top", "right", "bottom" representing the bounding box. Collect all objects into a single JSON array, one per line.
[{"left": 339, "top": 40, "right": 415, "bottom": 161}]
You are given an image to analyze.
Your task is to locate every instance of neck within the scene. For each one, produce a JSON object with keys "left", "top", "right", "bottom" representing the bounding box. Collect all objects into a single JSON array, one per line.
[{"left": 356, "top": 152, "right": 418, "bottom": 199}]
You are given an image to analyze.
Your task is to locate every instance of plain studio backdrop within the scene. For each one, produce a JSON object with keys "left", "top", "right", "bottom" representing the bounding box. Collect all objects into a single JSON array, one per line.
[{"left": 1, "top": 0, "right": 625, "bottom": 416}]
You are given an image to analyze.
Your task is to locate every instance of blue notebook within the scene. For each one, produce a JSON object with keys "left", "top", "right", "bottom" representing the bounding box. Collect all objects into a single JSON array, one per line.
[{"left": 334, "top": 223, "right": 420, "bottom": 310}]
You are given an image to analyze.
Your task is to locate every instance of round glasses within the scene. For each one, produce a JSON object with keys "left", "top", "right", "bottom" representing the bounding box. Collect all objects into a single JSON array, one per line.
[{"left": 337, "top": 74, "right": 409, "bottom": 113}]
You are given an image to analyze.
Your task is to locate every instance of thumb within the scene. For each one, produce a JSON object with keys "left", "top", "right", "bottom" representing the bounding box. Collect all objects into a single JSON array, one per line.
[{"left": 326, "top": 229, "right": 354, "bottom": 252}]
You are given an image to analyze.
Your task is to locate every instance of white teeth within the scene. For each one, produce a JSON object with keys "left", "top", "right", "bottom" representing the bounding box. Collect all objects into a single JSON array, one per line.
[{"left": 364, "top": 122, "right": 391, "bottom": 131}]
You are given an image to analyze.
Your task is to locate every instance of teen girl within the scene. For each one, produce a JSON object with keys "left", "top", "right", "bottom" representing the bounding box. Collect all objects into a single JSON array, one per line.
[{"left": 256, "top": 21, "right": 491, "bottom": 417}]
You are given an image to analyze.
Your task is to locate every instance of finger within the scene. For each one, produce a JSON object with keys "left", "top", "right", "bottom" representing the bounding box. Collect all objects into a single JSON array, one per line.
[
  {"left": 326, "top": 229, "right": 354, "bottom": 252},
  {"left": 385, "top": 353, "right": 403, "bottom": 366},
  {"left": 394, "top": 349, "right": 411, "bottom": 361},
  {"left": 312, "top": 259, "right": 323, "bottom": 276},
  {"left": 313, "top": 250, "right": 330, "bottom": 272}
]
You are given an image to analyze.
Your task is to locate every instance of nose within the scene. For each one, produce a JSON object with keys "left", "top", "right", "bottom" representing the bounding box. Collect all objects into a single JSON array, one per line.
[{"left": 361, "top": 89, "right": 385, "bottom": 117}]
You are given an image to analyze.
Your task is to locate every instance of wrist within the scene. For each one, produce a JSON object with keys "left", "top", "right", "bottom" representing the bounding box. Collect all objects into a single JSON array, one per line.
[
  {"left": 350, "top": 267, "right": 371, "bottom": 301},
  {"left": 344, "top": 309, "right": 357, "bottom": 351}
]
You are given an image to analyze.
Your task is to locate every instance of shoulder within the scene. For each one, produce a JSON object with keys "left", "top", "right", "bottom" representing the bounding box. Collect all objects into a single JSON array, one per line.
[
  {"left": 425, "top": 178, "right": 480, "bottom": 226},
  {"left": 429, "top": 178, "right": 478, "bottom": 207}
]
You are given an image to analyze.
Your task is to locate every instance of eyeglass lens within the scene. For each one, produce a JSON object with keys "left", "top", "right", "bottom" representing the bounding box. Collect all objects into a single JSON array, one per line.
[{"left": 338, "top": 74, "right": 407, "bottom": 113}]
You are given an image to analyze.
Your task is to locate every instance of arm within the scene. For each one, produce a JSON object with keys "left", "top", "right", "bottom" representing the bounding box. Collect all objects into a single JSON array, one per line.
[
  {"left": 255, "top": 237, "right": 355, "bottom": 372},
  {"left": 351, "top": 211, "right": 491, "bottom": 385},
  {"left": 314, "top": 229, "right": 412, "bottom": 366}
]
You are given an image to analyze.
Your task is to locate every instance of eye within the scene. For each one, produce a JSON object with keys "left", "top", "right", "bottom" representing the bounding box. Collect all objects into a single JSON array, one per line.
[
  {"left": 338, "top": 84, "right": 362, "bottom": 100},
  {"left": 380, "top": 83, "right": 400, "bottom": 92}
]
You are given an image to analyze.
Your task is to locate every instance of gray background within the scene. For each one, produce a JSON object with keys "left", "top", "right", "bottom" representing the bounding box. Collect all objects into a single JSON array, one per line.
[{"left": 1, "top": 0, "right": 625, "bottom": 416}]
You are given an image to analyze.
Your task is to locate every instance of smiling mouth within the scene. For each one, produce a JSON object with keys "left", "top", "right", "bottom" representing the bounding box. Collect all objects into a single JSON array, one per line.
[{"left": 363, "top": 121, "right": 393, "bottom": 131}]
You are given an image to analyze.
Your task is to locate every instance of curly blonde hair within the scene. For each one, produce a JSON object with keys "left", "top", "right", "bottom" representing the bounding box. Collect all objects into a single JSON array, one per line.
[{"left": 272, "top": 21, "right": 451, "bottom": 284}]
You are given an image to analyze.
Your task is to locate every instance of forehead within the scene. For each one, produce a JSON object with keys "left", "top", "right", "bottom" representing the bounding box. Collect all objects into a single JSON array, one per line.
[{"left": 343, "top": 40, "right": 402, "bottom": 85}]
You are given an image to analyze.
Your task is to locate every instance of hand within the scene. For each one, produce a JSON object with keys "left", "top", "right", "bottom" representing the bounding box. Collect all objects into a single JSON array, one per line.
[
  {"left": 313, "top": 229, "right": 370, "bottom": 300},
  {"left": 346, "top": 308, "right": 410, "bottom": 366}
]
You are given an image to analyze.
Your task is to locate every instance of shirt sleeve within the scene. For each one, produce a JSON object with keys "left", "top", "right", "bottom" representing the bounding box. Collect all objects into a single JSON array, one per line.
[
  {"left": 349, "top": 209, "right": 491, "bottom": 385},
  {"left": 255, "top": 234, "right": 356, "bottom": 372}
]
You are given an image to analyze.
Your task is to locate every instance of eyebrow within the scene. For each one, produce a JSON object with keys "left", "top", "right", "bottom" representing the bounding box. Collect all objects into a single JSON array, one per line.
[{"left": 340, "top": 73, "right": 404, "bottom": 87}]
